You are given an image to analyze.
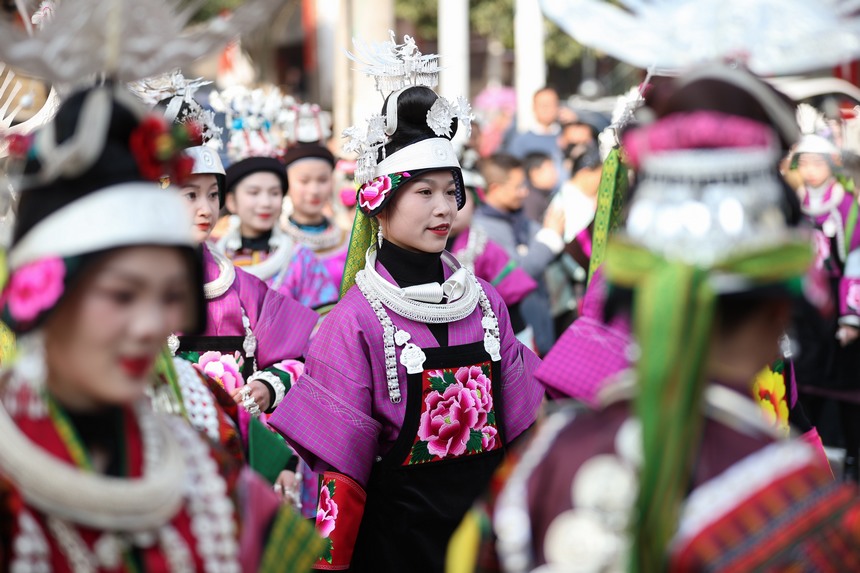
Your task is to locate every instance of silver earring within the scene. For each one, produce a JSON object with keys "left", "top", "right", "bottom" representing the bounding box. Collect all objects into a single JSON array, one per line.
[
  {"left": 378, "top": 226, "right": 384, "bottom": 248},
  {"left": 6, "top": 331, "right": 47, "bottom": 419}
]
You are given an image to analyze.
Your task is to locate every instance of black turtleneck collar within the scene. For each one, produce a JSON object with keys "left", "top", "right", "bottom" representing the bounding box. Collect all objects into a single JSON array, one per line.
[
  {"left": 241, "top": 229, "right": 272, "bottom": 252},
  {"left": 64, "top": 405, "right": 126, "bottom": 477},
  {"left": 376, "top": 240, "right": 448, "bottom": 346},
  {"left": 376, "top": 239, "right": 444, "bottom": 288}
]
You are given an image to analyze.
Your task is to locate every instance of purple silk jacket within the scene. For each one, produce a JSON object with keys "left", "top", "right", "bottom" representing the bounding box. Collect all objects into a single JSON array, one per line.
[{"left": 269, "top": 260, "right": 544, "bottom": 487}]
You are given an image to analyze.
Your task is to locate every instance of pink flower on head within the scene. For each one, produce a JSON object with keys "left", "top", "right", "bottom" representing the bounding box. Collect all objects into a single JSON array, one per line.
[
  {"left": 455, "top": 365, "right": 493, "bottom": 427},
  {"left": 195, "top": 351, "right": 243, "bottom": 393},
  {"left": 847, "top": 284, "right": 860, "bottom": 312},
  {"left": 418, "top": 383, "right": 480, "bottom": 458},
  {"left": 358, "top": 175, "right": 392, "bottom": 213},
  {"left": 481, "top": 426, "right": 498, "bottom": 451},
  {"left": 316, "top": 482, "right": 338, "bottom": 538},
  {"left": 6, "top": 257, "right": 65, "bottom": 324}
]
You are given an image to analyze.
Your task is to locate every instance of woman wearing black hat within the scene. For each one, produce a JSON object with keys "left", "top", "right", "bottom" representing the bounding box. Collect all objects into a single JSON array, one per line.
[
  {"left": 216, "top": 156, "right": 339, "bottom": 311},
  {"left": 282, "top": 143, "right": 351, "bottom": 290},
  {"left": 0, "top": 86, "right": 322, "bottom": 572}
]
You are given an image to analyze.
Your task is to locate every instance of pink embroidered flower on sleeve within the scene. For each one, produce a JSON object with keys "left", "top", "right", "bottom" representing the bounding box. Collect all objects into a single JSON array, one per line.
[
  {"left": 6, "top": 257, "right": 65, "bottom": 323},
  {"left": 194, "top": 351, "right": 244, "bottom": 393},
  {"left": 846, "top": 283, "right": 860, "bottom": 312},
  {"left": 417, "top": 383, "right": 480, "bottom": 458},
  {"left": 813, "top": 230, "right": 831, "bottom": 269},
  {"left": 316, "top": 481, "right": 338, "bottom": 538},
  {"left": 358, "top": 175, "right": 392, "bottom": 213}
]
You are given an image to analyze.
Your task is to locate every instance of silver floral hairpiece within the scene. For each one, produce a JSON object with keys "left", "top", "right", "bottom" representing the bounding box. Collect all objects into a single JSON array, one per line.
[
  {"left": 128, "top": 70, "right": 223, "bottom": 147},
  {"left": 343, "top": 32, "right": 471, "bottom": 185},
  {"left": 796, "top": 103, "right": 829, "bottom": 137},
  {"left": 347, "top": 31, "right": 442, "bottom": 98},
  {"left": 427, "top": 96, "right": 473, "bottom": 139}
]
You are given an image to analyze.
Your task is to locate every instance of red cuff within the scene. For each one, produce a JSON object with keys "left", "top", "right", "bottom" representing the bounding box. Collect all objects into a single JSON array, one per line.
[{"left": 313, "top": 471, "right": 367, "bottom": 570}]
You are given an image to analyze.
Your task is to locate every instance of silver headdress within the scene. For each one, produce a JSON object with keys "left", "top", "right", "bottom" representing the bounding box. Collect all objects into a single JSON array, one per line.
[
  {"left": 344, "top": 32, "right": 472, "bottom": 184},
  {"left": 284, "top": 102, "right": 332, "bottom": 146},
  {"left": 128, "top": 70, "right": 222, "bottom": 147},
  {"left": 209, "top": 85, "right": 297, "bottom": 162},
  {"left": 541, "top": 0, "right": 860, "bottom": 76},
  {"left": 597, "top": 82, "right": 649, "bottom": 160},
  {"left": 0, "top": 0, "right": 284, "bottom": 85}
]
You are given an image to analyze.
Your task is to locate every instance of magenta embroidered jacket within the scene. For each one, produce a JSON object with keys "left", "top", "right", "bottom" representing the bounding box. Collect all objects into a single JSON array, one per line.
[
  {"left": 450, "top": 228, "right": 537, "bottom": 307},
  {"left": 268, "top": 260, "right": 544, "bottom": 487},
  {"left": 800, "top": 180, "right": 860, "bottom": 324},
  {"left": 201, "top": 244, "right": 318, "bottom": 366}
]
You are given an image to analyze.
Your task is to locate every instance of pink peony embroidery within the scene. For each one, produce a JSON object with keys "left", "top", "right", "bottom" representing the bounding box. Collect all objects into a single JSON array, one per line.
[
  {"left": 195, "top": 351, "right": 244, "bottom": 393},
  {"left": 455, "top": 365, "right": 493, "bottom": 428},
  {"left": 316, "top": 482, "right": 338, "bottom": 538},
  {"left": 358, "top": 175, "right": 392, "bottom": 212},
  {"left": 481, "top": 425, "right": 498, "bottom": 451},
  {"left": 418, "top": 383, "right": 480, "bottom": 458},
  {"left": 846, "top": 283, "right": 860, "bottom": 312},
  {"left": 6, "top": 257, "right": 65, "bottom": 323}
]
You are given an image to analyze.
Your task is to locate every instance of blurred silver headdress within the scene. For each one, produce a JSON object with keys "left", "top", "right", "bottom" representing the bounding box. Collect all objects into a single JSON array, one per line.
[
  {"left": 128, "top": 70, "right": 222, "bottom": 147},
  {"left": 540, "top": 0, "right": 860, "bottom": 76}
]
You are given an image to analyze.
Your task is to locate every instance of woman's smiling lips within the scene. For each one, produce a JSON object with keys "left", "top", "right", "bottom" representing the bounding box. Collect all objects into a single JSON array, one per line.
[{"left": 427, "top": 224, "right": 450, "bottom": 236}]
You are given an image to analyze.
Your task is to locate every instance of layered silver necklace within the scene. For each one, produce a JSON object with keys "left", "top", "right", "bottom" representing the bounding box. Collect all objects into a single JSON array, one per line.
[
  {"left": 355, "top": 247, "right": 502, "bottom": 403},
  {"left": 283, "top": 218, "right": 345, "bottom": 252}
]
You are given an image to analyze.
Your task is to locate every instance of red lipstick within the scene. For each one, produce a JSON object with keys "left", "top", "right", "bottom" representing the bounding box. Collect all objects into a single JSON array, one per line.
[
  {"left": 120, "top": 357, "right": 153, "bottom": 378},
  {"left": 428, "top": 224, "right": 450, "bottom": 236}
]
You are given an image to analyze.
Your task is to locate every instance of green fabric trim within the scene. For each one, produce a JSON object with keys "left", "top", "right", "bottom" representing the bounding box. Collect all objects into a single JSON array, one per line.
[
  {"left": 262, "top": 365, "right": 293, "bottom": 392},
  {"left": 249, "top": 417, "right": 293, "bottom": 485},
  {"left": 846, "top": 192, "right": 859, "bottom": 248},
  {"left": 490, "top": 260, "right": 517, "bottom": 287},
  {"left": 156, "top": 347, "right": 187, "bottom": 418},
  {"left": 588, "top": 148, "right": 628, "bottom": 284},
  {"left": 340, "top": 208, "right": 377, "bottom": 298},
  {"left": 258, "top": 505, "right": 326, "bottom": 573},
  {"left": 604, "top": 237, "right": 813, "bottom": 573}
]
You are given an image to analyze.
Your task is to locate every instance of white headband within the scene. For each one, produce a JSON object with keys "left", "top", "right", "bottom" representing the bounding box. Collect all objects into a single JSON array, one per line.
[
  {"left": 10, "top": 183, "right": 194, "bottom": 270},
  {"left": 374, "top": 137, "right": 461, "bottom": 178}
]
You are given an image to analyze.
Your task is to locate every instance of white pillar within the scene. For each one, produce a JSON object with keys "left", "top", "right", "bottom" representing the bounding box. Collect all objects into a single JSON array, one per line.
[
  {"left": 331, "top": 0, "right": 393, "bottom": 154},
  {"left": 316, "top": 0, "right": 339, "bottom": 110},
  {"left": 514, "top": 0, "right": 546, "bottom": 131},
  {"left": 351, "top": 0, "right": 394, "bottom": 137},
  {"left": 438, "top": 0, "right": 469, "bottom": 100}
]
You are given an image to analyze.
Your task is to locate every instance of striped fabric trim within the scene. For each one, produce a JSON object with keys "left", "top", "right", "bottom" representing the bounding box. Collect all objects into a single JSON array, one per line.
[{"left": 258, "top": 506, "right": 326, "bottom": 573}]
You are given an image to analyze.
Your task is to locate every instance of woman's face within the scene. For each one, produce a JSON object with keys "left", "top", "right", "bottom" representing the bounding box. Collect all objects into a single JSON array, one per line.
[
  {"left": 797, "top": 153, "right": 833, "bottom": 188},
  {"left": 225, "top": 172, "right": 284, "bottom": 237},
  {"left": 43, "top": 247, "right": 195, "bottom": 411},
  {"left": 179, "top": 174, "right": 220, "bottom": 243},
  {"left": 378, "top": 170, "right": 458, "bottom": 253},
  {"left": 288, "top": 159, "right": 334, "bottom": 222}
]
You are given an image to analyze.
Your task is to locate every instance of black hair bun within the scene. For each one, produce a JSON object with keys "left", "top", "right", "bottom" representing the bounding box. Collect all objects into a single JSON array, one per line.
[{"left": 381, "top": 86, "right": 457, "bottom": 160}]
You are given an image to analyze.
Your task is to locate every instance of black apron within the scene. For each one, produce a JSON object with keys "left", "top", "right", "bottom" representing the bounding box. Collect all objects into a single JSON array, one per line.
[{"left": 350, "top": 341, "right": 505, "bottom": 573}]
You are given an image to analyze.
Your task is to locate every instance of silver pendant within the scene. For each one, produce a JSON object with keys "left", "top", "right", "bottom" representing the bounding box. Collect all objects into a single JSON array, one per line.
[
  {"left": 167, "top": 334, "right": 180, "bottom": 356},
  {"left": 399, "top": 342, "right": 427, "bottom": 374}
]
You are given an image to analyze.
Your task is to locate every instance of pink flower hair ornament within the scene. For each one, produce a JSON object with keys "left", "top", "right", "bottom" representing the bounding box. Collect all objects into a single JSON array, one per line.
[
  {"left": 357, "top": 171, "right": 411, "bottom": 216},
  {"left": 1, "top": 256, "right": 67, "bottom": 331}
]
